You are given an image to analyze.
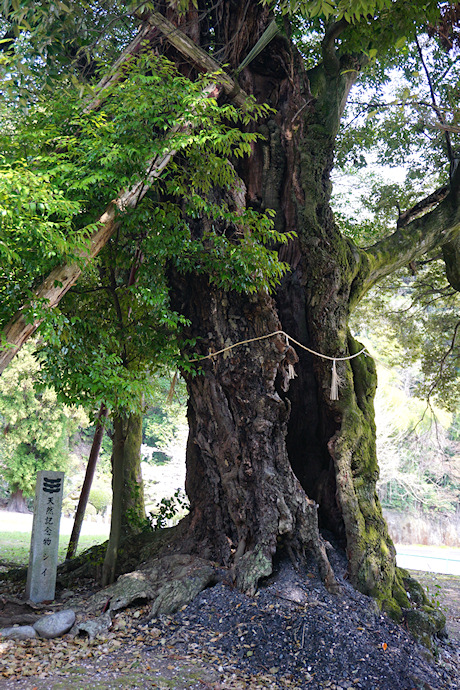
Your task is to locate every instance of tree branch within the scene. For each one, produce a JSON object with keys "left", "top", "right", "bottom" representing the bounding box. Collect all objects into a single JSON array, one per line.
[
  {"left": 442, "top": 231, "right": 460, "bottom": 290},
  {"left": 321, "top": 19, "right": 348, "bottom": 74},
  {"left": 359, "top": 174, "right": 460, "bottom": 297},
  {"left": 426, "top": 319, "right": 460, "bottom": 400},
  {"left": 397, "top": 184, "right": 449, "bottom": 227},
  {"left": 84, "top": 22, "right": 155, "bottom": 113},
  {"left": 415, "top": 33, "right": 454, "bottom": 165},
  {"left": 0, "top": 125, "right": 186, "bottom": 374}
]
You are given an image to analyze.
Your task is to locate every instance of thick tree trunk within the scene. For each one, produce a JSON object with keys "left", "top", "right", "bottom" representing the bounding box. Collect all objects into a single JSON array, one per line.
[
  {"left": 6, "top": 487, "right": 29, "bottom": 513},
  {"left": 166, "top": 3, "right": 411, "bottom": 616},
  {"left": 101, "top": 411, "right": 145, "bottom": 586},
  {"left": 174, "top": 278, "right": 337, "bottom": 594},
  {"left": 269, "top": 81, "right": 403, "bottom": 609}
]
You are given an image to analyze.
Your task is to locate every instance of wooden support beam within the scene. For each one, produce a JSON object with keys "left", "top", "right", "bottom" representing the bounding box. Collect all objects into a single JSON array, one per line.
[
  {"left": 0, "top": 143, "right": 175, "bottom": 373},
  {"left": 84, "top": 23, "right": 155, "bottom": 113},
  {"left": 144, "top": 10, "right": 248, "bottom": 108},
  {"left": 0, "top": 84, "right": 230, "bottom": 373}
]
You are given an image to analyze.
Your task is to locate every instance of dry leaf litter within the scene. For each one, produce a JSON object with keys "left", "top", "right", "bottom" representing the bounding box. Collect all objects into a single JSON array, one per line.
[{"left": 0, "top": 543, "right": 458, "bottom": 689}]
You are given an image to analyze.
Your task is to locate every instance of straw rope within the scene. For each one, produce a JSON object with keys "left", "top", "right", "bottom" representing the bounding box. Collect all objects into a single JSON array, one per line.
[{"left": 187, "top": 330, "right": 367, "bottom": 400}]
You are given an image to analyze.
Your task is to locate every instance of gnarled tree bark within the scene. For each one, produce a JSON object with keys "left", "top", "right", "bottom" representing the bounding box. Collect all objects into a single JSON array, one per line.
[{"left": 172, "top": 277, "right": 338, "bottom": 595}]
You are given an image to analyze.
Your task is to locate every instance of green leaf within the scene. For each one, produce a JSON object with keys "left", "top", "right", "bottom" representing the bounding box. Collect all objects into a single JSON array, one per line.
[{"left": 395, "top": 35, "right": 407, "bottom": 50}]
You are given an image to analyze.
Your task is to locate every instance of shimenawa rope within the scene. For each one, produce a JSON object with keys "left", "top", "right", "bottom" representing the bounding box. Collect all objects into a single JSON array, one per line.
[{"left": 183, "top": 330, "right": 367, "bottom": 401}]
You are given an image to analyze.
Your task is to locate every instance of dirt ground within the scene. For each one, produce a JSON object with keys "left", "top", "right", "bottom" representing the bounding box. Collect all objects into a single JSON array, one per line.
[{"left": 0, "top": 547, "right": 459, "bottom": 690}]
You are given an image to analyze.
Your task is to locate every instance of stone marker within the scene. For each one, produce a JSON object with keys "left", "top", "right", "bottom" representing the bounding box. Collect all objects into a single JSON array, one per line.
[{"left": 25, "top": 471, "right": 65, "bottom": 603}]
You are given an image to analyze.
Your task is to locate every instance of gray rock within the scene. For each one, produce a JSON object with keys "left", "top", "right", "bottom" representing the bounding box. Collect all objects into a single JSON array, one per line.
[
  {"left": 73, "top": 611, "right": 112, "bottom": 641},
  {"left": 33, "top": 609, "right": 76, "bottom": 639},
  {"left": 0, "top": 625, "right": 37, "bottom": 640}
]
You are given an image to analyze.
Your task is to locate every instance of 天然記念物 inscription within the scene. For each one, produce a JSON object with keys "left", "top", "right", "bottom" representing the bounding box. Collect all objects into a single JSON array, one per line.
[{"left": 25, "top": 471, "right": 64, "bottom": 603}]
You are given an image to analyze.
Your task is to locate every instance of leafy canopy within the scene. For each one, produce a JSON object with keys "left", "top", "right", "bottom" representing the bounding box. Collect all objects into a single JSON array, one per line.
[{"left": 0, "top": 50, "right": 293, "bottom": 412}]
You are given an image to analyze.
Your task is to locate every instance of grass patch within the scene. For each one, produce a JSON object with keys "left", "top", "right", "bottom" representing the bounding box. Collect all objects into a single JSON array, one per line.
[{"left": 0, "top": 531, "right": 108, "bottom": 567}]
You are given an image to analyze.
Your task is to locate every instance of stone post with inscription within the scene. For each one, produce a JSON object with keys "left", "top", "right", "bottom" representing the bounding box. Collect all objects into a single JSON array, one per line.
[{"left": 26, "top": 470, "right": 65, "bottom": 603}]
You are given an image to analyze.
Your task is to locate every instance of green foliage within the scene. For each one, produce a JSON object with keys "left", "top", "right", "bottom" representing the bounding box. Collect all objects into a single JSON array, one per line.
[
  {"left": 424, "top": 583, "right": 447, "bottom": 613},
  {"left": 288, "top": 0, "right": 443, "bottom": 71},
  {"left": 147, "top": 488, "right": 189, "bottom": 531},
  {"left": 332, "top": 15, "right": 460, "bottom": 246},
  {"left": 263, "top": 0, "right": 392, "bottom": 23},
  {"left": 0, "top": 52, "right": 291, "bottom": 413},
  {"left": 0, "top": 0, "right": 133, "bottom": 99},
  {"left": 3, "top": 2, "right": 454, "bottom": 422},
  {"left": 89, "top": 479, "right": 112, "bottom": 514},
  {"left": 352, "top": 261, "right": 460, "bottom": 411},
  {"left": 0, "top": 156, "right": 86, "bottom": 325},
  {"left": 0, "top": 343, "right": 88, "bottom": 497},
  {"left": 142, "top": 375, "right": 187, "bottom": 451}
]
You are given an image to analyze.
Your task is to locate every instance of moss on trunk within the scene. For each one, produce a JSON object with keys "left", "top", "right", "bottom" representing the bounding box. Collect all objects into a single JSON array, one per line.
[{"left": 101, "top": 411, "right": 145, "bottom": 586}]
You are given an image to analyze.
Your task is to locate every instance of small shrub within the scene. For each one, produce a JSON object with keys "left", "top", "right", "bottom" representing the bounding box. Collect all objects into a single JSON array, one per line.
[
  {"left": 148, "top": 488, "right": 189, "bottom": 530},
  {"left": 89, "top": 481, "right": 112, "bottom": 514}
]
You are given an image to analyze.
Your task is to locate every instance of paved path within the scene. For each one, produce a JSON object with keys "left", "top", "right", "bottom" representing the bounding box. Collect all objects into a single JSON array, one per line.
[
  {"left": 396, "top": 544, "right": 460, "bottom": 576},
  {"left": 0, "top": 509, "right": 109, "bottom": 537},
  {"left": 2, "top": 511, "right": 459, "bottom": 574}
]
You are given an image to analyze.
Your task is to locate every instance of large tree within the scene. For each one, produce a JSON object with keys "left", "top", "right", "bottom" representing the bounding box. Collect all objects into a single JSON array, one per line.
[
  {"left": 1, "top": 0, "right": 459, "bottom": 630},
  {"left": 1, "top": 34, "right": 281, "bottom": 582},
  {"left": 160, "top": 0, "right": 460, "bottom": 619}
]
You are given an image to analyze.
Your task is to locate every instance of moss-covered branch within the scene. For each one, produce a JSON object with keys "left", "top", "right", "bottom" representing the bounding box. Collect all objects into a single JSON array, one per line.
[{"left": 358, "top": 180, "right": 460, "bottom": 299}]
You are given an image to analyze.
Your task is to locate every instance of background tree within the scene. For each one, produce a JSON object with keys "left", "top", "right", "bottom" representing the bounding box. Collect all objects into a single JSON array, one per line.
[
  {"left": 0, "top": 343, "right": 88, "bottom": 512},
  {"left": 142, "top": 375, "right": 187, "bottom": 454}
]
